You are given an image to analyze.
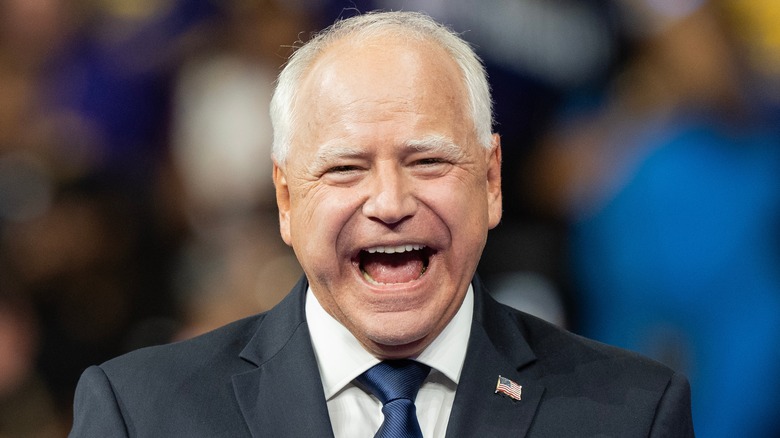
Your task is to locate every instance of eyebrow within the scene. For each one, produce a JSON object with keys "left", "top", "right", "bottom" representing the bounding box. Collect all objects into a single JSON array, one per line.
[
  {"left": 308, "top": 134, "right": 466, "bottom": 171},
  {"left": 308, "top": 142, "right": 365, "bottom": 173},
  {"left": 405, "top": 134, "right": 466, "bottom": 161}
]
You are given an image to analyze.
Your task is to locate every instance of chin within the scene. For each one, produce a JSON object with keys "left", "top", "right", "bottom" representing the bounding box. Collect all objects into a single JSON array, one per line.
[{"left": 360, "top": 316, "right": 435, "bottom": 357}]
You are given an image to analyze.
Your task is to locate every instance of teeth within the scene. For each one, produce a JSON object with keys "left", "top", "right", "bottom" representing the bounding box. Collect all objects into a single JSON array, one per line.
[{"left": 365, "top": 244, "right": 424, "bottom": 254}]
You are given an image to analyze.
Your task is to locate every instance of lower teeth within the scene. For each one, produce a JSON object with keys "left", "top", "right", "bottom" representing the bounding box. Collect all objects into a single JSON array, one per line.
[{"left": 361, "top": 265, "right": 427, "bottom": 285}]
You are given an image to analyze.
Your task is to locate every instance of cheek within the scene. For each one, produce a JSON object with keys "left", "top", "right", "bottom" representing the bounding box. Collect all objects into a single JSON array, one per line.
[
  {"left": 423, "top": 177, "right": 490, "bottom": 232},
  {"left": 288, "top": 187, "right": 362, "bottom": 257},
  {"left": 417, "top": 178, "right": 491, "bottom": 275}
]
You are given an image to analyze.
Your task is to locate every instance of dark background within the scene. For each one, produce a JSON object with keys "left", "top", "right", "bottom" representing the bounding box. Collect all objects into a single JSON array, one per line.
[{"left": 1, "top": 1, "right": 778, "bottom": 436}]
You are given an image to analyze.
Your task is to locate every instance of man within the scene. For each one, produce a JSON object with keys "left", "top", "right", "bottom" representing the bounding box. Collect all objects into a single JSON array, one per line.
[{"left": 70, "top": 11, "right": 694, "bottom": 437}]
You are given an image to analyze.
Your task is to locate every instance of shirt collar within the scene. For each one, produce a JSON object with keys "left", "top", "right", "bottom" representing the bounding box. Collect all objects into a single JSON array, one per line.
[{"left": 306, "top": 284, "right": 474, "bottom": 400}]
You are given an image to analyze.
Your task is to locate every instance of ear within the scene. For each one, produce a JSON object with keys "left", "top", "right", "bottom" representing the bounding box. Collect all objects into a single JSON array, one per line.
[
  {"left": 486, "top": 134, "right": 503, "bottom": 229},
  {"left": 273, "top": 161, "right": 293, "bottom": 246}
]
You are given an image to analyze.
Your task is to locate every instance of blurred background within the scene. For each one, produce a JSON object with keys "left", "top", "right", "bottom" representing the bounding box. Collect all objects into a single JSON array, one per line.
[{"left": 0, "top": 0, "right": 778, "bottom": 436}]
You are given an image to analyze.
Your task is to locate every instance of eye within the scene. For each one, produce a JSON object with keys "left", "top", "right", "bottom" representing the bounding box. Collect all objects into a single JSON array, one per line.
[
  {"left": 326, "top": 165, "right": 361, "bottom": 174},
  {"left": 321, "top": 164, "right": 366, "bottom": 185},
  {"left": 410, "top": 156, "right": 452, "bottom": 178},
  {"left": 414, "top": 157, "right": 446, "bottom": 166}
]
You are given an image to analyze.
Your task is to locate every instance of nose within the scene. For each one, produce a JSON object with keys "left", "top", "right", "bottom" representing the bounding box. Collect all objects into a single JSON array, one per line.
[{"left": 362, "top": 165, "right": 417, "bottom": 225}]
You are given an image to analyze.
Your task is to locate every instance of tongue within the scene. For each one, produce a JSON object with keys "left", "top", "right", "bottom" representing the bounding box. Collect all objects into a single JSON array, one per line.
[{"left": 361, "top": 251, "right": 424, "bottom": 284}]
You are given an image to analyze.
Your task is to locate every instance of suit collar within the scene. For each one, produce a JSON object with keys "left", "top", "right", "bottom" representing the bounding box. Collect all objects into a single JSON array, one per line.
[
  {"left": 237, "top": 276, "right": 308, "bottom": 366},
  {"left": 232, "top": 277, "right": 335, "bottom": 437},
  {"left": 445, "top": 276, "right": 545, "bottom": 437},
  {"left": 232, "top": 275, "right": 545, "bottom": 437}
]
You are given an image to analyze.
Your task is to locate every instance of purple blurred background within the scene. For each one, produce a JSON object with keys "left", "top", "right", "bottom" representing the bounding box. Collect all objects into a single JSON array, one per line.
[{"left": 0, "top": 0, "right": 778, "bottom": 436}]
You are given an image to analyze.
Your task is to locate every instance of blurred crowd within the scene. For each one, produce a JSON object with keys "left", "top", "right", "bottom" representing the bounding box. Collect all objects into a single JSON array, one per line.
[{"left": 0, "top": 0, "right": 778, "bottom": 436}]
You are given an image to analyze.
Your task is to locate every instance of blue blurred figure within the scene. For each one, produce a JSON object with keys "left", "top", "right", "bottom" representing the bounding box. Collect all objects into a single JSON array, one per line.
[{"left": 527, "top": 2, "right": 780, "bottom": 436}]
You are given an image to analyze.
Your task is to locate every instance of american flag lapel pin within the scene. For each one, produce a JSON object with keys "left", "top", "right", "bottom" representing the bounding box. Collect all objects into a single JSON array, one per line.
[{"left": 495, "top": 375, "right": 522, "bottom": 401}]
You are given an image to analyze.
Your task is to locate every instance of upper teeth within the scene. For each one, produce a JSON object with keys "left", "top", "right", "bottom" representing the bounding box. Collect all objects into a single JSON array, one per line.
[{"left": 365, "top": 244, "right": 424, "bottom": 254}]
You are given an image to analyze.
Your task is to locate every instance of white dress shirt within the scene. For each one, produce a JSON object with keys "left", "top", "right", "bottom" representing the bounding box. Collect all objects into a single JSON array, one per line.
[{"left": 305, "top": 286, "right": 473, "bottom": 438}]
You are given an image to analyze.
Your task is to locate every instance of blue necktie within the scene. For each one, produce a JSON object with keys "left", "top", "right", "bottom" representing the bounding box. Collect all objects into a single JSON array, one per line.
[{"left": 357, "top": 360, "right": 431, "bottom": 438}]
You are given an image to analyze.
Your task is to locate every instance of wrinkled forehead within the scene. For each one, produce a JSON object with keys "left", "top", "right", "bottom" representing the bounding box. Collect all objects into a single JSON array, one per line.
[
  {"left": 303, "top": 33, "right": 465, "bottom": 97},
  {"left": 288, "top": 34, "right": 472, "bottom": 148}
]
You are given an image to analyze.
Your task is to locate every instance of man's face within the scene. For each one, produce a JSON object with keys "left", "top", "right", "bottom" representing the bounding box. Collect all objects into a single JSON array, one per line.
[{"left": 273, "top": 36, "right": 502, "bottom": 359}]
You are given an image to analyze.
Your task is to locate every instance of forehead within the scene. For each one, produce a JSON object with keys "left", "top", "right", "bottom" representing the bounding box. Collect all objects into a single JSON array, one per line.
[
  {"left": 306, "top": 33, "right": 461, "bottom": 92},
  {"left": 290, "top": 33, "right": 472, "bottom": 154}
]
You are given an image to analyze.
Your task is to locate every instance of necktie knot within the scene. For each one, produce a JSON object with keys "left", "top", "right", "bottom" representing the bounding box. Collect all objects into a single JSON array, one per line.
[
  {"left": 357, "top": 360, "right": 431, "bottom": 438},
  {"left": 358, "top": 360, "right": 431, "bottom": 403}
]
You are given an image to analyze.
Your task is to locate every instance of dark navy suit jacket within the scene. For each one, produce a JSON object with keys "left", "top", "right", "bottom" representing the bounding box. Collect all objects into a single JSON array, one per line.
[{"left": 70, "top": 276, "right": 694, "bottom": 437}]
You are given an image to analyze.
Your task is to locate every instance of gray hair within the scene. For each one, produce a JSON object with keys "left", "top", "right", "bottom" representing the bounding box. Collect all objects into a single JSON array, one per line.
[{"left": 270, "top": 10, "right": 494, "bottom": 164}]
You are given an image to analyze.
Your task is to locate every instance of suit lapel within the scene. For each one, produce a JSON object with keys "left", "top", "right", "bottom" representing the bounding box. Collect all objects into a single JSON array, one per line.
[
  {"left": 230, "top": 276, "right": 546, "bottom": 437},
  {"left": 232, "top": 277, "right": 334, "bottom": 438},
  {"left": 445, "top": 278, "right": 545, "bottom": 437}
]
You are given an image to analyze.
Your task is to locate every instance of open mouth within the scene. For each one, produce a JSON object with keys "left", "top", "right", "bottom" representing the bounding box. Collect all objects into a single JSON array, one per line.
[{"left": 358, "top": 244, "right": 432, "bottom": 285}]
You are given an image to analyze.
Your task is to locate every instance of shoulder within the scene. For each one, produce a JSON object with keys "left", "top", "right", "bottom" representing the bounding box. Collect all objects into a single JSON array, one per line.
[
  {"left": 71, "top": 314, "right": 271, "bottom": 436},
  {"left": 475, "top": 279, "right": 679, "bottom": 388},
  {"left": 488, "top": 300, "right": 683, "bottom": 396},
  {"left": 99, "top": 313, "right": 265, "bottom": 386},
  {"left": 496, "top": 305, "right": 693, "bottom": 434},
  {"left": 92, "top": 276, "right": 309, "bottom": 395}
]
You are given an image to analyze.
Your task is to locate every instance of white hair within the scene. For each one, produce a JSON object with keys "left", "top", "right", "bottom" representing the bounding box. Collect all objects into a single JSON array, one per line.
[{"left": 270, "top": 10, "right": 494, "bottom": 164}]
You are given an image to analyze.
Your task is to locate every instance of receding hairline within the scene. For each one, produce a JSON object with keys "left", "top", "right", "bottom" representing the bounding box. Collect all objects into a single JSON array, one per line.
[
  {"left": 290, "top": 30, "right": 473, "bottom": 148},
  {"left": 271, "top": 11, "right": 494, "bottom": 164},
  {"left": 300, "top": 10, "right": 463, "bottom": 57},
  {"left": 292, "top": 20, "right": 469, "bottom": 96},
  {"left": 294, "top": 31, "right": 469, "bottom": 106}
]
